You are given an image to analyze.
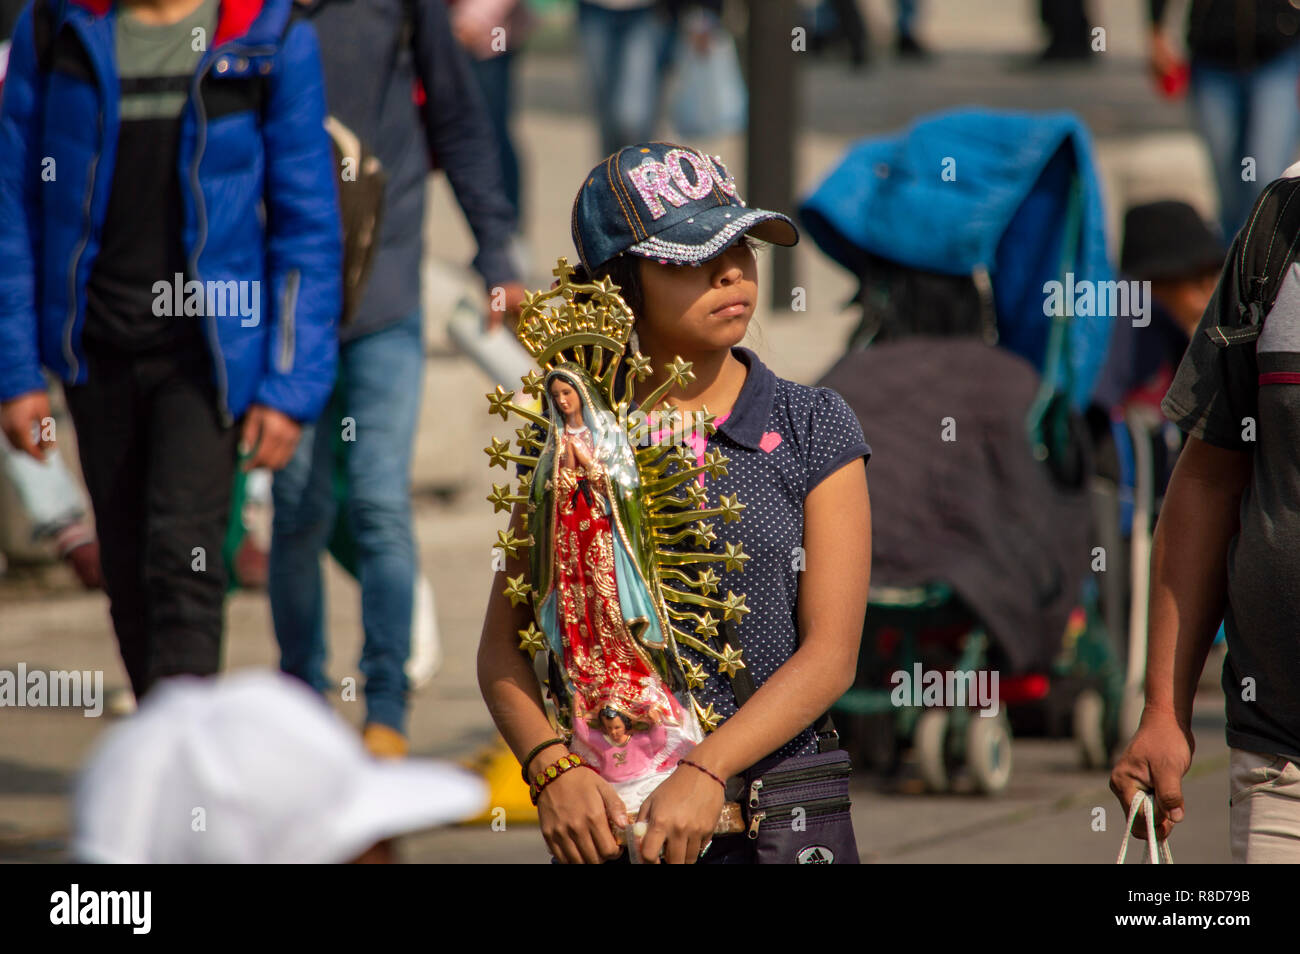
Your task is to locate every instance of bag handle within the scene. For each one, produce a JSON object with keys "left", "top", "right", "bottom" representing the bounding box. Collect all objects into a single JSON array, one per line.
[{"left": 1115, "top": 791, "right": 1173, "bottom": 864}]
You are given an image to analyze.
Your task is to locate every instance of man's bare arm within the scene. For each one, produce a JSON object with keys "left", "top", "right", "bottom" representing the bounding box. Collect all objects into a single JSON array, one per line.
[
  {"left": 1111, "top": 435, "right": 1251, "bottom": 838},
  {"left": 1146, "top": 436, "right": 1251, "bottom": 727}
]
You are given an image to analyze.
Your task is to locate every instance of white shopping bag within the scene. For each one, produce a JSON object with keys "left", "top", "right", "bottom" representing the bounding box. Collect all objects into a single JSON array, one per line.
[{"left": 1116, "top": 791, "right": 1174, "bottom": 864}]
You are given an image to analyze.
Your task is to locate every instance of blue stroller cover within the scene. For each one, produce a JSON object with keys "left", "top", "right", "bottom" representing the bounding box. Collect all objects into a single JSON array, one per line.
[{"left": 799, "top": 107, "right": 1113, "bottom": 408}]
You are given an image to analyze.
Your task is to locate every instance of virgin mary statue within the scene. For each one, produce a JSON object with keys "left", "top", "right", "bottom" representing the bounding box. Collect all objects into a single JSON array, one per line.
[{"left": 528, "top": 364, "right": 703, "bottom": 809}]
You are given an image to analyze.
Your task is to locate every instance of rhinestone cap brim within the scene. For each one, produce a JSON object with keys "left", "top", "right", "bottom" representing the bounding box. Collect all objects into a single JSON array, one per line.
[{"left": 627, "top": 208, "right": 798, "bottom": 266}]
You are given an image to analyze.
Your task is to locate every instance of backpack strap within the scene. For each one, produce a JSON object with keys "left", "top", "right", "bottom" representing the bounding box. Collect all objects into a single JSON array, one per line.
[
  {"left": 1190, "top": 176, "right": 1300, "bottom": 448},
  {"left": 1228, "top": 175, "right": 1300, "bottom": 335}
]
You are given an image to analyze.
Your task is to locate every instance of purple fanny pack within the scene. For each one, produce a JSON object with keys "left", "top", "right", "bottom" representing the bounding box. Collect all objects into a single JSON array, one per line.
[
  {"left": 741, "top": 747, "right": 859, "bottom": 865},
  {"left": 715, "top": 619, "right": 860, "bottom": 864}
]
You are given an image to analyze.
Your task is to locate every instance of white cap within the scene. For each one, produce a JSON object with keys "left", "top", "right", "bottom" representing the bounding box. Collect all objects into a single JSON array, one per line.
[{"left": 73, "top": 670, "right": 487, "bottom": 863}]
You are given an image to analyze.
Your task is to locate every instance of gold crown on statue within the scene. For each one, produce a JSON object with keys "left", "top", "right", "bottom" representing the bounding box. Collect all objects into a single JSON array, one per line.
[{"left": 516, "top": 259, "right": 635, "bottom": 366}]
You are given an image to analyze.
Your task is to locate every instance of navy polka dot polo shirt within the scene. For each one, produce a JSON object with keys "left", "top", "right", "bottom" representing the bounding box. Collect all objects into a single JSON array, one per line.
[{"left": 664, "top": 346, "right": 871, "bottom": 760}]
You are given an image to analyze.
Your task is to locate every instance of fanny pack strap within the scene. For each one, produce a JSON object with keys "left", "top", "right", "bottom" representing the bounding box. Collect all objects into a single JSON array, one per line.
[{"left": 719, "top": 619, "right": 840, "bottom": 754}]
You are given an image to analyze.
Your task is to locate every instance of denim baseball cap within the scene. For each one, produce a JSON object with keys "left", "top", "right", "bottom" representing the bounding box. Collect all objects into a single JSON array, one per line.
[{"left": 571, "top": 142, "right": 799, "bottom": 273}]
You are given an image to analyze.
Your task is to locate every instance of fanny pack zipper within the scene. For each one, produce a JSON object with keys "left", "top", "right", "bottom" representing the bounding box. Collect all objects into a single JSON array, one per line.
[
  {"left": 748, "top": 761, "right": 851, "bottom": 808},
  {"left": 746, "top": 796, "right": 851, "bottom": 839},
  {"left": 751, "top": 778, "right": 847, "bottom": 811}
]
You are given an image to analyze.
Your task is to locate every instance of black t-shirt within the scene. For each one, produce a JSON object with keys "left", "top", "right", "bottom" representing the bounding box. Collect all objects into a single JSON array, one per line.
[
  {"left": 1162, "top": 183, "right": 1300, "bottom": 760},
  {"left": 83, "top": 0, "right": 215, "bottom": 354}
]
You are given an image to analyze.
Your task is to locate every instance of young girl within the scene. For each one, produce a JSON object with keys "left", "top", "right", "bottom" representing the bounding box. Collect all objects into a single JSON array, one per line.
[{"left": 477, "top": 142, "right": 871, "bottom": 864}]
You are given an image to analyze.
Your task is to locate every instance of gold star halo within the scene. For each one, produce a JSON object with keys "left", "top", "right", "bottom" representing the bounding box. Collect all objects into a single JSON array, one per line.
[
  {"left": 681, "top": 658, "right": 708, "bottom": 690},
  {"left": 486, "top": 386, "right": 515, "bottom": 421},
  {"left": 517, "top": 622, "right": 546, "bottom": 659},
  {"left": 720, "top": 590, "right": 750, "bottom": 623},
  {"left": 503, "top": 574, "right": 533, "bottom": 608},
  {"left": 495, "top": 527, "right": 532, "bottom": 561},
  {"left": 717, "top": 493, "right": 746, "bottom": 523},
  {"left": 695, "top": 701, "right": 722, "bottom": 731},
  {"left": 716, "top": 644, "right": 746, "bottom": 678},
  {"left": 693, "top": 612, "right": 719, "bottom": 641},
  {"left": 624, "top": 352, "right": 653, "bottom": 381}
]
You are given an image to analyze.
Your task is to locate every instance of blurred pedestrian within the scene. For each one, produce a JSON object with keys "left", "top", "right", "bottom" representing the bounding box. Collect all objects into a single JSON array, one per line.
[
  {"left": 808, "top": 0, "right": 867, "bottom": 66},
  {"left": 575, "top": 0, "right": 702, "bottom": 157},
  {"left": 578, "top": 0, "right": 672, "bottom": 158},
  {"left": 0, "top": 0, "right": 341, "bottom": 699},
  {"left": 1149, "top": 0, "right": 1300, "bottom": 238},
  {"left": 808, "top": 0, "right": 926, "bottom": 64},
  {"left": 74, "top": 670, "right": 487, "bottom": 863},
  {"left": 1092, "top": 200, "right": 1226, "bottom": 415},
  {"left": 273, "top": 0, "right": 525, "bottom": 759}
]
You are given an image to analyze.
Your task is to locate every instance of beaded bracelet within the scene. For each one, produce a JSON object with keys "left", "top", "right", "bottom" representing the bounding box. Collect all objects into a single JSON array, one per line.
[
  {"left": 529, "top": 753, "right": 594, "bottom": 806},
  {"left": 520, "top": 737, "right": 567, "bottom": 784},
  {"left": 678, "top": 758, "right": 726, "bottom": 791}
]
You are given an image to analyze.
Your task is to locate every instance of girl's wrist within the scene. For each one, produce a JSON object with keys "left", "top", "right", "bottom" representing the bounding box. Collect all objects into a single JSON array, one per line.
[
  {"left": 677, "top": 758, "right": 726, "bottom": 792},
  {"left": 679, "top": 743, "right": 738, "bottom": 783},
  {"left": 524, "top": 742, "right": 569, "bottom": 780}
]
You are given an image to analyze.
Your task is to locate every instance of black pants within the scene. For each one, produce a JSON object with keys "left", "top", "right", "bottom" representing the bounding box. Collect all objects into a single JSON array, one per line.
[{"left": 64, "top": 343, "right": 240, "bottom": 698}]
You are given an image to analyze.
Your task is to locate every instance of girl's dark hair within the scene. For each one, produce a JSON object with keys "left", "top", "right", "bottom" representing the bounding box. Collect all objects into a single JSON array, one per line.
[{"left": 573, "top": 254, "right": 645, "bottom": 319}]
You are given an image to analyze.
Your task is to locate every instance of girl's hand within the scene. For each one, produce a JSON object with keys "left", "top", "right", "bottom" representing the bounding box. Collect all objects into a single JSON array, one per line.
[
  {"left": 537, "top": 767, "right": 628, "bottom": 864},
  {"left": 635, "top": 764, "right": 724, "bottom": 864}
]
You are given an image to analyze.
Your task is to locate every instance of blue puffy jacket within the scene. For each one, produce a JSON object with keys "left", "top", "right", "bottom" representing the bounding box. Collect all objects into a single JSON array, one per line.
[{"left": 0, "top": 0, "right": 341, "bottom": 425}]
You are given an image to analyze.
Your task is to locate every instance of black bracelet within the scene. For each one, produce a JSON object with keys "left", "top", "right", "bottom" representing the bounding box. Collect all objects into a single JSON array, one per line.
[{"left": 520, "top": 737, "right": 566, "bottom": 784}]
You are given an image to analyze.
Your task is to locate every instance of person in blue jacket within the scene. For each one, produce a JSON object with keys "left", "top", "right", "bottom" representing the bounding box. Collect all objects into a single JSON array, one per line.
[{"left": 0, "top": 0, "right": 341, "bottom": 700}]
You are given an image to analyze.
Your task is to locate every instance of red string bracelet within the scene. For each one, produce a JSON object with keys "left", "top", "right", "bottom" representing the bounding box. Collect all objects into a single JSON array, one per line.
[{"left": 678, "top": 758, "right": 726, "bottom": 791}]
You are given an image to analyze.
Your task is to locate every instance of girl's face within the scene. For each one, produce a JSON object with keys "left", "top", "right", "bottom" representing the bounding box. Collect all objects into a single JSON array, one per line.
[
  {"left": 549, "top": 378, "right": 581, "bottom": 419},
  {"left": 636, "top": 239, "right": 758, "bottom": 354}
]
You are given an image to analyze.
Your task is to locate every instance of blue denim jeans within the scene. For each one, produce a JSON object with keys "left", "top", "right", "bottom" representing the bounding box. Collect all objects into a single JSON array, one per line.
[
  {"left": 1191, "top": 45, "right": 1300, "bottom": 239},
  {"left": 576, "top": 1, "right": 674, "bottom": 159},
  {"left": 269, "top": 308, "right": 424, "bottom": 732}
]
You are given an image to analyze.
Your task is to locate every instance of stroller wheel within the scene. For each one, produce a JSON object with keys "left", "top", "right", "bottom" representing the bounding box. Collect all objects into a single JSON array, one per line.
[
  {"left": 1073, "top": 688, "right": 1108, "bottom": 770},
  {"left": 966, "top": 713, "right": 1013, "bottom": 794},
  {"left": 914, "top": 709, "right": 952, "bottom": 793}
]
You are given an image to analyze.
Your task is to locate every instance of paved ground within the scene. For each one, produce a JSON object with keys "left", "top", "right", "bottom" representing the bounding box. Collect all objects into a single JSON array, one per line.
[{"left": 0, "top": 0, "right": 1241, "bottom": 863}]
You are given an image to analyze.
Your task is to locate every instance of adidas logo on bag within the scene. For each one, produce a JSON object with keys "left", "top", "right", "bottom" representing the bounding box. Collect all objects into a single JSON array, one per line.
[{"left": 796, "top": 845, "right": 834, "bottom": 864}]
